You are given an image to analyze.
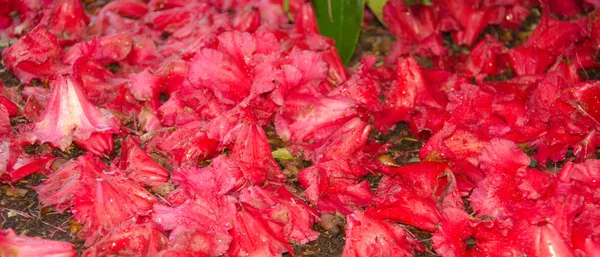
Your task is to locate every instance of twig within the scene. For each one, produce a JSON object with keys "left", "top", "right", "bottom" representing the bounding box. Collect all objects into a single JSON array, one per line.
[{"left": 0, "top": 207, "right": 34, "bottom": 219}]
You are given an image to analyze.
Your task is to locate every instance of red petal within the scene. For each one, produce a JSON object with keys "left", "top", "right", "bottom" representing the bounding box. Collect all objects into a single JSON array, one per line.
[
  {"left": 71, "top": 155, "right": 156, "bottom": 245},
  {"left": 311, "top": 117, "right": 370, "bottom": 163},
  {"left": 227, "top": 204, "right": 293, "bottom": 257},
  {"left": 46, "top": 0, "right": 89, "bottom": 45},
  {"left": 378, "top": 55, "right": 422, "bottom": 129},
  {"left": 171, "top": 162, "right": 238, "bottom": 199},
  {"left": 2, "top": 26, "right": 67, "bottom": 83},
  {"left": 152, "top": 196, "right": 236, "bottom": 256},
  {"left": 82, "top": 223, "right": 168, "bottom": 257},
  {"left": 154, "top": 122, "right": 219, "bottom": 167},
  {"left": 6, "top": 154, "right": 54, "bottom": 183},
  {"left": 36, "top": 159, "right": 82, "bottom": 213},
  {"left": 0, "top": 229, "right": 76, "bottom": 257},
  {"left": 572, "top": 204, "right": 600, "bottom": 256},
  {"left": 531, "top": 222, "right": 575, "bottom": 257},
  {"left": 32, "top": 75, "right": 120, "bottom": 150},
  {"left": 240, "top": 185, "right": 319, "bottom": 244},
  {"left": 342, "top": 211, "right": 421, "bottom": 257},
  {"left": 298, "top": 160, "right": 373, "bottom": 215},
  {"left": 0, "top": 94, "right": 19, "bottom": 116},
  {"left": 119, "top": 136, "right": 169, "bottom": 187},
  {"left": 229, "top": 120, "right": 285, "bottom": 185},
  {"left": 275, "top": 94, "right": 358, "bottom": 144},
  {"left": 128, "top": 69, "right": 162, "bottom": 102},
  {"left": 73, "top": 132, "right": 114, "bottom": 157},
  {"left": 432, "top": 208, "right": 473, "bottom": 257},
  {"left": 366, "top": 175, "right": 443, "bottom": 232}
]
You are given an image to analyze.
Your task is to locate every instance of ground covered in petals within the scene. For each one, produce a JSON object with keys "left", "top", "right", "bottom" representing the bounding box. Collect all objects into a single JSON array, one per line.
[{"left": 2, "top": 0, "right": 600, "bottom": 257}]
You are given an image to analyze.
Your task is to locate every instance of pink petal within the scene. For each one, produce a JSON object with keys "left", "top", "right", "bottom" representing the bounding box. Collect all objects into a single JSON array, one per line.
[
  {"left": 82, "top": 223, "right": 168, "bottom": 257},
  {"left": 71, "top": 155, "right": 156, "bottom": 245},
  {"left": 119, "top": 136, "right": 169, "bottom": 187},
  {"left": 32, "top": 75, "right": 120, "bottom": 150},
  {"left": 227, "top": 204, "right": 292, "bottom": 257},
  {"left": 240, "top": 185, "right": 319, "bottom": 244},
  {"left": 342, "top": 211, "right": 421, "bottom": 257},
  {"left": 46, "top": 0, "right": 89, "bottom": 45},
  {"left": 0, "top": 229, "right": 76, "bottom": 257}
]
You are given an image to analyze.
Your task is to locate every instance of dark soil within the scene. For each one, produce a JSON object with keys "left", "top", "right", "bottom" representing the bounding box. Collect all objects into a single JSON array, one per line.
[{"left": 0, "top": 174, "right": 86, "bottom": 252}]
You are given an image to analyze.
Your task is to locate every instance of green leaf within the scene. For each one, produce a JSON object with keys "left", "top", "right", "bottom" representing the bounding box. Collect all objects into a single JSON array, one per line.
[
  {"left": 366, "top": 0, "right": 388, "bottom": 26},
  {"left": 283, "top": 0, "right": 294, "bottom": 21},
  {"left": 405, "top": 0, "right": 433, "bottom": 6},
  {"left": 272, "top": 148, "right": 294, "bottom": 161},
  {"left": 311, "top": 0, "right": 365, "bottom": 65}
]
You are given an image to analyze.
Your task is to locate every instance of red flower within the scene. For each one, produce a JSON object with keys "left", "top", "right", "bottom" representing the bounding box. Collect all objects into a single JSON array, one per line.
[
  {"left": 118, "top": 136, "right": 169, "bottom": 187},
  {"left": 342, "top": 211, "right": 422, "bottom": 257},
  {"left": 240, "top": 185, "right": 320, "bottom": 244},
  {"left": 152, "top": 197, "right": 236, "bottom": 256},
  {"left": 298, "top": 160, "right": 373, "bottom": 215},
  {"left": 46, "top": 0, "right": 89, "bottom": 45},
  {"left": 82, "top": 223, "right": 168, "bottom": 257},
  {"left": 31, "top": 75, "right": 120, "bottom": 150},
  {"left": 2, "top": 26, "right": 68, "bottom": 83},
  {"left": 70, "top": 155, "right": 156, "bottom": 245},
  {"left": 227, "top": 204, "right": 293, "bottom": 257},
  {"left": 0, "top": 229, "right": 76, "bottom": 257}
]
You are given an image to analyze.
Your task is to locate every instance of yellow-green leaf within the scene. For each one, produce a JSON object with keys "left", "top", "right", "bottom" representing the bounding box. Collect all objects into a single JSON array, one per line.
[
  {"left": 366, "top": 0, "right": 388, "bottom": 26},
  {"left": 272, "top": 148, "right": 294, "bottom": 161}
]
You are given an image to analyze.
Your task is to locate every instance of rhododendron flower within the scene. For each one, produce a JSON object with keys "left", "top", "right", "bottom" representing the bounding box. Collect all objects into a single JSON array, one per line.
[
  {"left": 93, "top": 34, "right": 135, "bottom": 63},
  {"left": 119, "top": 136, "right": 169, "bottom": 186},
  {"left": 377, "top": 55, "right": 423, "bottom": 130},
  {"left": 383, "top": 0, "right": 435, "bottom": 44},
  {"left": 4, "top": 153, "right": 54, "bottom": 183},
  {"left": 1, "top": 136, "right": 55, "bottom": 183},
  {"left": 152, "top": 197, "right": 236, "bottom": 256},
  {"left": 153, "top": 122, "right": 219, "bottom": 167},
  {"left": 240, "top": 185, "right": 320, "bottom": 244},
  {"left": 36, "top": 158, "right": 82, "bottom": 212},
  {"left": 459, "top": 35, "right": 509, "bottom": 78},
  {"left": 572, "top": 204, "right": 600, "bottom": 256},
  {"left": 0, "top": 94, "right": 18, "bottom": 117},
  {"left": 32, "top": 75, "right": 120, "bottom": 150},
  {"left": 82, "top": 223, "right": 169, "bottom": 257},
  {"left": 72, "top": 57, "right": 120, "bottom": 106},
  {"left": 310, "top": 117, "right": 370, "bottom": 163},
  {"left": 73, "top": 132, "right": 114, "bottom": 157},
  {"left": 3, "top": 0, "right": 600, "bottom": 255},
  {"left": 366, "top": 162, "right": 459, "bottom": 232},
  {"left": 342, "top": 211, "right": 422, "bottom": 257},
  {"left": 275, "top": 94, "right": 359, "bottom": 144},
  {"left": 157, "top": 92, "right": 200, "bottom": 126},
  {"left": 45, "top": 0, "right": 89, "bottom": 45},
  {"left": 298, "top": 160, "right": 373, "bottom": 214},
  {"left": 70, "top": 155, "right": 157, "bottom": 245},
  {"left": 88, "top": 2, "right": 143, "bottom": 36},
  {"left": 170, "top": 162, "right": 237, "bottom": 201},
  {"left": 2, "top": 26, "right": 67, "bottom": 83},
  {"left": 432, "top": 208, "right": 531, "bottom": 256},
  {"left": 227, "top": 204, "right": 293, "bottom": 257},
  {"left": 227, "top": 118, "right": 285, "bottom": 185},
  {"left": 0, "top": 106, "right": 9, "bottom": 136},
  {"left": 0, "top": 229, "right": 76, "bottom": 257},
  {"left": 469, "top": 139, "right": 533, "bottom": 218},
  {"left": 531, "top": 221, "right": 576, "bottom": 257},
  {"left": 188, "top": 31, "right": 280, "bottom": 105}
]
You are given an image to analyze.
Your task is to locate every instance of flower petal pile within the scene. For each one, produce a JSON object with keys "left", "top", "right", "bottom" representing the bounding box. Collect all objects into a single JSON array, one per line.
[{"left": 1, "top": 0, "right": 600, "bottom": 256}]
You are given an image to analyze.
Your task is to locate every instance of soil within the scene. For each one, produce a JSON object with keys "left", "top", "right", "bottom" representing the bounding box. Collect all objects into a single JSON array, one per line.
[{"left": 1, "top": 3, "right": 598, "bottom": 257}]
